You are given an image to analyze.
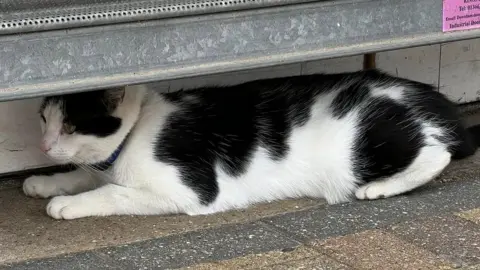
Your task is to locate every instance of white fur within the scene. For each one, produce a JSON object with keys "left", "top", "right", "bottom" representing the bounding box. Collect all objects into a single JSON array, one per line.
[
  {"left": 370, "top": 85, "right": 404, "bottom": 101},
  {"left": 24, "top": 84, "right": 454, "bottom": 219}
]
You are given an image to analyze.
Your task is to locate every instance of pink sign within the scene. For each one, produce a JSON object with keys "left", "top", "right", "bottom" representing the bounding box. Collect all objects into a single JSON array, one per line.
[{"left": 443, "top": 0, "right": 480, "bottom": 32}]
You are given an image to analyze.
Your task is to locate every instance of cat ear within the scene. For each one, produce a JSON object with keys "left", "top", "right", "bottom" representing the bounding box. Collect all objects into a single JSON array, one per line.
[{"left": 104, "top": 87, "right": 125, "bottom": 112}]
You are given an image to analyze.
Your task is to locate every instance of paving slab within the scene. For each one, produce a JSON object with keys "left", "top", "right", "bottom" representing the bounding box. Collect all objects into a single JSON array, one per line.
[
  {"left": 179, "top": 245, "right": 322, "bottom": 269},
  {"left": 388, "top": 216, "right": 480, "bottom": 267},
  {"left": 0, "top": 252, "right": 118, "bottom": 270},
  {"left": 457, "top": 208, "right": 480, "bottom": 225},
  {"left": 461, "top": 266, "right": 480, "bottom": 270},
  {"left": 260, "top": 256, "right": 352, "bottom": 270},
  {"left": 96, "top": 222, "right": 301, "bottom": 269},
  {"left": 311, "top": 230, "right": 453, "bottom": 270}
]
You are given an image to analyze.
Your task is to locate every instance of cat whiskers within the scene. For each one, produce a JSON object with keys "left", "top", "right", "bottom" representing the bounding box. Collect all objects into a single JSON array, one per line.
[
  {"left": 34, "top": 147, "right": 105, "bottom": 186},
  {"left": 70, "top": 157, "right": 115, "bottom": 183},
  {"left": 34, "top": 147, "right": 110, "bottom": 182}
]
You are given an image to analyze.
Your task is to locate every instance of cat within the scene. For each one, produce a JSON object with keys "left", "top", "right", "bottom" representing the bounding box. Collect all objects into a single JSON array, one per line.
[{"left": 23, "top": 70, "right": 480, "bottom": 220}]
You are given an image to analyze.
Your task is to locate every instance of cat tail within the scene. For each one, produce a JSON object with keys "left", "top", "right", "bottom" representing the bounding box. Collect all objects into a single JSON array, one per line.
[{"left": 451, "top": 124, "right": 480, "bottom": 160}]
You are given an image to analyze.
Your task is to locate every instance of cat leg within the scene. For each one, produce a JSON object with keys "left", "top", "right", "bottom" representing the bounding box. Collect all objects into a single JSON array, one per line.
[
  {"left": 46, "top": 184, "right": 183, "bottom": 219},
  {"left": 23, "top": 169, "right": 101, "bottom": 198},
  {"left": 355, "top": 146, "right": 451, "bottom": 200}
]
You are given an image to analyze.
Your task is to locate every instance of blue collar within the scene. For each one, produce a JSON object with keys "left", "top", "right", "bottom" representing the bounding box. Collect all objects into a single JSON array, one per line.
[
  {"left": 105, "top": 142, "right": 124, "bottom": 164},
  {"left": 92, "top": 140, "right": 126, "bottom": 171}
]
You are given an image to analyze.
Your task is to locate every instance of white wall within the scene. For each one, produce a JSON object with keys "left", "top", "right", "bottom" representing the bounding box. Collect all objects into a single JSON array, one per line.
[
  {"left": 1, "top": 39, "right": 479, "bottom": 174},
  {"left": 0, "top": 98, "right": 51, "bottom": 172}
]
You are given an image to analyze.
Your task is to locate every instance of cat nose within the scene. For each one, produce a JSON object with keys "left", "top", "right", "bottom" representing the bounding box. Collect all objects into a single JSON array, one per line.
[{"left": 40, "top": 141, "right": 51, "bottom": 152}]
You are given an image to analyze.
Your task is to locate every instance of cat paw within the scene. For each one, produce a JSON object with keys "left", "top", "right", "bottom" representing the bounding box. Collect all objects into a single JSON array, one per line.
[
  {"left": 355, "top": 182, "right": 390, "bottom": 200},
  {"left": 23, "top": 175, "right": 65, "bottom": 198},
  {"left": 46, "top": 196, "right": 90, "bottom": 220}
]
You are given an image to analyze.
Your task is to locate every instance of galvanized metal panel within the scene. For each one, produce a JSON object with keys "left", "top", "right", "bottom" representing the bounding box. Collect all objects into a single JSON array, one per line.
[{"left": 0, "top": 0, "right": 479, "bottom": 101}]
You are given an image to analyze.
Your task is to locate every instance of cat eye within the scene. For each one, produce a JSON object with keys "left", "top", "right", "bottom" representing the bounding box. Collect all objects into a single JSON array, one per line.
[{"left": 63, "top": 123, "right": 76, "bottom": 134}]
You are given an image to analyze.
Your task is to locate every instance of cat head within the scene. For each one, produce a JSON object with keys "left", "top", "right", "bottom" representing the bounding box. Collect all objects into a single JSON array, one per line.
[{"left": 38, "top": 87, "right": 135, "bottom": 165}]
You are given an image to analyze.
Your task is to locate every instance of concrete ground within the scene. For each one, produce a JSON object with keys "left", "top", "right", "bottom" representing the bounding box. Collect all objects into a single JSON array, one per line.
[{"left": 1, "top": 113, "right": 480, "bottom": 269}]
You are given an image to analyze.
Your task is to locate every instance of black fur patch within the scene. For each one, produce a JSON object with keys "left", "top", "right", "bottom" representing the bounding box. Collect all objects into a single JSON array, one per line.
[
  {"left": 40, "top": 89, "right": 123, "bottom": 137},
  {"left": 330, "top": 82, "right": 370, "bottom": 118},
  {"left": 354, "top": 98, "right": 424, "bottom": 181},
  {"left": 155, "top": 75, "right": 332, "bottom": 204}
]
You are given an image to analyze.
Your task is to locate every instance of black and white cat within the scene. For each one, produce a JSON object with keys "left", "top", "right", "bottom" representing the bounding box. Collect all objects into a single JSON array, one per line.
[{"left": 23, "top": 70, "right": 479, "bottom": 220}]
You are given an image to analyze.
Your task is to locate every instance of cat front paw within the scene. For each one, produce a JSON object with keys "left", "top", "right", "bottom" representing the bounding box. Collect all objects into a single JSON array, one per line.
[
  {"left": 23, "top": 175, "right": 66, "bottom": 198},
  {"left": 355, "top": 182, "right": 390, "bottom": 200},
  {"left": 46, "top": 195, "right": 91, "bottom": 220}
]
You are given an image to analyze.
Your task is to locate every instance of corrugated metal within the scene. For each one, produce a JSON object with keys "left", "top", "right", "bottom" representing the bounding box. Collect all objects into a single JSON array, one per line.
[{"left": 0, "top": 0, "right": 317, "bottom": 35}]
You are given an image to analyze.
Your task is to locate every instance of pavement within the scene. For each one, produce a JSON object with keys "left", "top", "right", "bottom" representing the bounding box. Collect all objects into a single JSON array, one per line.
[{"left": 0, "top": 112, "right": 480, "bottom": 269}]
